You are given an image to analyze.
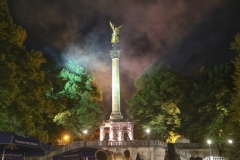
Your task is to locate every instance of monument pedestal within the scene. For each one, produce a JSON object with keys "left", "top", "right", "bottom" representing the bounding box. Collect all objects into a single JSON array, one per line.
[{"left": 100, "top": 121, "right": 134, "bottom": 141}]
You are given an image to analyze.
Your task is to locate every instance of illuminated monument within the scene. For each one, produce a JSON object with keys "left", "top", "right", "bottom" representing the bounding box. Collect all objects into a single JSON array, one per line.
[{"left": 99, "top": 22, "right": 134, "bottom": 141}]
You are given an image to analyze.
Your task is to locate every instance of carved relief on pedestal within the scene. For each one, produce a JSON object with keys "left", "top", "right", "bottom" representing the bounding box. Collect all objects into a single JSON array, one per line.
[
  {"left": 100, "top": 125, "right": 105, "bottom": 141},
  {"left": 100, "top": 121, "right": 134, "bottom": 141},
  {"left": 113, "top": 128, "right": 118, "bottom": 141},
  {"left": 109, "top": 126, "right": 113, "bottom": 141},
  {"left": 118, "top": 127, "right": 123, "bottom": 141},
  {"left": 127, "top": 122, "right": 134, "bottom": 140}
]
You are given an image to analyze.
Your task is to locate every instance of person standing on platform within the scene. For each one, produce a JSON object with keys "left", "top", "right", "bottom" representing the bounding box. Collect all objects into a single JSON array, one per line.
[{"left": 124, "top": 150, "right": 132, "bottom": 160}]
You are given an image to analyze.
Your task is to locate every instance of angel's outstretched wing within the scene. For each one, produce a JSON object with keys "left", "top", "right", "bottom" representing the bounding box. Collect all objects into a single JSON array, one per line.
[
  {"left": 110, "top": 21, "right": 114, "bottom": 31},
  {"left": 117, "top": 25, "right": 123, "bottom": 30}
]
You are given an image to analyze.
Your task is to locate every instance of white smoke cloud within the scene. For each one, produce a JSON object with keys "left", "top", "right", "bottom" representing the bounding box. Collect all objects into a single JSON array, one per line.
[{"left": 8, "top": 0, "right": 234, "bottom": 119}]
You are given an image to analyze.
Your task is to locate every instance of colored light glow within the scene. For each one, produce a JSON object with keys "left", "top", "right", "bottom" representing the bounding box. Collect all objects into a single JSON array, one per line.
[{"left": 64, "top": 135, "right": 69, "bottom": 140}]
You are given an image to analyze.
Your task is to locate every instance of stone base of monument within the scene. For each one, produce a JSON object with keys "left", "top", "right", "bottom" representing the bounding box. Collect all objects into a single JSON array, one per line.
[{"left": 100, "top": 121, "right": 134, "bottom": 142}]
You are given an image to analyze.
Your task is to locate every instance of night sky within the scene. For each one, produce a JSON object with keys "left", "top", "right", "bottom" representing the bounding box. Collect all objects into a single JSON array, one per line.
[{"left": 7, "top": 0, "right": 240, "bottom": 119}]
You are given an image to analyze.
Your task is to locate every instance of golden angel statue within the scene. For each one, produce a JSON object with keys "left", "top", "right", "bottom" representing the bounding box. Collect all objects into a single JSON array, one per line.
[{"left": 110, "top": 21, "right": 123, "bottom": 43}]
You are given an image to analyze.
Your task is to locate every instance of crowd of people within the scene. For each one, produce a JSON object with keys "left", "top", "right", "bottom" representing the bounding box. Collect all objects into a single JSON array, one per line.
[
  {"left": 95, "top": 149, "right": 133, "bottom": 160},
  {"left": 94, "top": 145, "right": 203, "bottom": 160}
]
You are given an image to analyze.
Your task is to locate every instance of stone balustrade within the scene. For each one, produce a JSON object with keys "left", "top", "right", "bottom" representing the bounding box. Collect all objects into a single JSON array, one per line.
[
  {"left": 41, "top": 140, "right": 167, "bottom": 160},
  {"left": 40, "top": 140, "right": 204, "bottom": 160},
  {"left": 203, "top": 157, "right": 224, "bottom": 160}
]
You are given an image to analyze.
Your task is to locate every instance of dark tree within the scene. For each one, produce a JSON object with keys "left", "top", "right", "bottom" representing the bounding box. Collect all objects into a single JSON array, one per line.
[
  {"left": 223, "top": 33, "right": 240, "bottom": 159},
  {"left": 180, "top": 63, "right": 234, "bottom": 155},
  {"left": 0, "top": 0, "right": 53, "bottom": 142}
]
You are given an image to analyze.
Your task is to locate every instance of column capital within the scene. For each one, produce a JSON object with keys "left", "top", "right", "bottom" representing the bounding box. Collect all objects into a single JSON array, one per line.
[{"left": 110, "top": 50, "right": 121, "bottom": 59}]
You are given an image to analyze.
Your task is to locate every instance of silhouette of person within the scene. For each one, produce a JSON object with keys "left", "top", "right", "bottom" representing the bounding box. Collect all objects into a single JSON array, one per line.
[
  {"left": 95, "top": 150, "right": 107, "bottom": 160},
  {"left": 124, "top": 150, "right": 132, "bottom": 160}
]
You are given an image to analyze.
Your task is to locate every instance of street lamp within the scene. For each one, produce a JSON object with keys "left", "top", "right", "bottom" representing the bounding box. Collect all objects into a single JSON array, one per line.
[
  {"left": 59, "top": 134, "right": 70, "bottom": 145},
  {"left": 64, "top": 135, "right": 69, "bottom": 140},
  {"left": 146, "top": 129, "right": 150, "bottom": 141},
  {"left": 207, "top": 140, "right": 212, "bottom": 160},
  {"left": 83, "top": 130, "right": 88, "bottom": 134},
  {"left": 146, "top": 129, "right": 151, "bottom": 160},
  {"left": 228, "top": 139, "right": 233, "bottom": 144}
]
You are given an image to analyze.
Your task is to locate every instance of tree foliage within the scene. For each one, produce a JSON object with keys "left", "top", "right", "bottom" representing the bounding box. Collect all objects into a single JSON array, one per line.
[
  {"left": 166, "top": 131, "right": 180, "bottom": 143},
  {"left": 127, "top": 60, "right": 234, "bottom": 149},
  {"left": 0, "top": 0, "right": 53, "bottom": 141},
  {"left": 223, "top": 33, "right": 240, "bottom": 159},
  {"left": 0, "top": 0, "right": 105, "bottom": 142},
  {"left": 48, "top": 62, "right": 105, "bottom": 136},
  {"left": 179, "top": 64, "right": 234, "bottom": 156},
  {"left": 127, "top": 63, "right": 187, "bottom": 137}
]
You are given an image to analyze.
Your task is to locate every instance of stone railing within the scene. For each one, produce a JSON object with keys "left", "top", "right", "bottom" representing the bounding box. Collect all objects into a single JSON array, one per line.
[
  {"left": 175, "top": 147, "right": 192, "bottom": 159},
  {"left": 154, "top": 140, "right": 167, "bottom": 149},
  {"left": 86, "top": 141, "right": 104, "bottom": 147},
  {"left": 40, "top": 140, "right": 191, "bottom": 160},
  {"left": 203, "top": 157, "right": 225, "bottom": 160}
]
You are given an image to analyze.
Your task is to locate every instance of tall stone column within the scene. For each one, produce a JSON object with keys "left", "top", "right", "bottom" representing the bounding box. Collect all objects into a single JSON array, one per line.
[{"left": 110, "top": 43, "right": 123, "bottom": 121}]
